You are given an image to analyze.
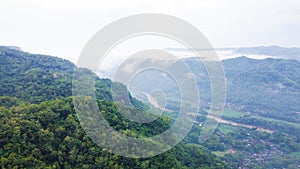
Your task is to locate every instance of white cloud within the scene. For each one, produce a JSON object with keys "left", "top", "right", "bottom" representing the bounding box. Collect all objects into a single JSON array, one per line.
[{"left": 0, "top": 0, "right": 299, "bottom": 63}]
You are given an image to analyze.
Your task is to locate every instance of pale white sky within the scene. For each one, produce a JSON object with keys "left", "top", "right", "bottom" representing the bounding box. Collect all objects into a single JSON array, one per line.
[{"left": 0, "top": 0, "right": 300, "bottom": 63}]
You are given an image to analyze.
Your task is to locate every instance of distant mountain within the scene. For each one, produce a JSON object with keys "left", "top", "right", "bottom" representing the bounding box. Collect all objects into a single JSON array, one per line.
[
  {"left": 4, "top": 46, "right": 22, "bottom": 51},
  {"left": 223, "top": 57, "right": 300, "bottom": 121},
  {"left": 166, "top": 46, "right": 300, "bottom": 61},
  {"left": 130, "top": 56, "right": 300, "bottom": 123},
  {"left": 189, "top": 56, "right": 300, "bottom": 122},
  {"left": 233, "top": 46, "right": 300, "bottom": 60}
]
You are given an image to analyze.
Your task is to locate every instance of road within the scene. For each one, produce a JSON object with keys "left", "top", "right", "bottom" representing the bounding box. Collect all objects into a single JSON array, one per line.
[{"left": 144, "top": 92, "right": 274, "bottom": 133}]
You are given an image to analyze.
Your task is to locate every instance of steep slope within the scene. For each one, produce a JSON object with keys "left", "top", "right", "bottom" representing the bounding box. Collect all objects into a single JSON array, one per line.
[
  {"left": 0, "top": 97, "right": 229, "bottom": 168},
  {"left": 130, "top": 56, "right": 300, "bottom": 122},
  {"left": 0, "top": 46, "right": 123, "bottom": 104},
  {"left": 0, "top": 46, "right": 75, "bottom": 103},
  {"left": 0, "top": 46, "right": 229, "bottom": 168}
]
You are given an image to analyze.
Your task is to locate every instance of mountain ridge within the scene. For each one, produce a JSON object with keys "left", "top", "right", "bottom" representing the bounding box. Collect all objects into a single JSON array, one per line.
[{"left": 0, "top": 45, "right": 230, "bottom": 168}]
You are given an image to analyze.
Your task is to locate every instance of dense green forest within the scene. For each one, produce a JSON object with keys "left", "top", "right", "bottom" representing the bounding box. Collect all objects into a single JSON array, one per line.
[
  {"left": 187, "top": 56, "right": 300, "bottom": 123},
  {"left": 0, "top": 97, "right": 228, "bottom": 168},
  {"left": 116, "top": 49, "right": 300, "bottom": 168},
  {"left": 0, "top": 46, "right": 229, "bottom": 168},
  {"left": 1, "top": 46, "right": 299, "bottom": 168},
  {"left": 129, "top": 56, "right": 300, "bottom": 123}
]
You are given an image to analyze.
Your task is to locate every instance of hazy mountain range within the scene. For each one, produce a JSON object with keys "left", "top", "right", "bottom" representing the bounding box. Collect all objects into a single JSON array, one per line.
[
  {"left": 167, "top": 45, "right": 300, "bottom": 61},
  {"left": 1, "top": 45, "right": 299, "bottom": 168}
]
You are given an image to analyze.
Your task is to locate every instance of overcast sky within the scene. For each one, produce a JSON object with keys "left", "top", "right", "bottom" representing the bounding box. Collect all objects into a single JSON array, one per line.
[{"left": 0, "top": 0, "right": 300, "bottom": 63}]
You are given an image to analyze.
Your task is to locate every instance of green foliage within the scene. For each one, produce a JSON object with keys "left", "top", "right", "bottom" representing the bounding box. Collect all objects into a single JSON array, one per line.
[
  {"left": 221, "top": 57, "right": 300, "bottom": 123},
  {"left": 2, "top": 46, "right": 299, "bottom": 168},
  {"left": 0, "top": 46, "right": 147, "bottom": 111},
  {"left": 133, "top": 56, "right": 300, "bottom": 123},
  {"left": 0, "top": 46, "right": 74, "bottom": 103},
  {"left": 0, "top": 98, "right": 229, "bottom": 168},
  {"left": 0, "top": 96, "right": 23, "bottom": 108},
  {"left": 0, "top": 46, "right": 231, "bottom": 168}
]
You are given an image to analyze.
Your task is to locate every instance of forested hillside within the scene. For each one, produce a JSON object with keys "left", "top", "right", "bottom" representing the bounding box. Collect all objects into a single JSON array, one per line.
[
  {"left": 0, "top": 46, "right": 229, "bottom": 168},
  {"left": 139, "top": 56, "right": 300, "bottom": 123},
  {"left": 223, "top": 56, "right": 300, "bottom": 122},
  {"left": 125, "top": 54, "right": 300, "bottom": 168}
]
